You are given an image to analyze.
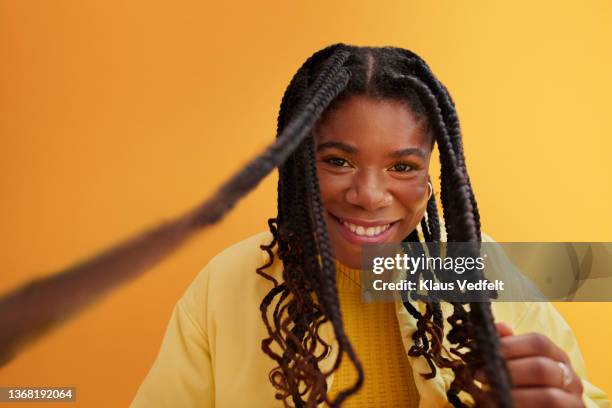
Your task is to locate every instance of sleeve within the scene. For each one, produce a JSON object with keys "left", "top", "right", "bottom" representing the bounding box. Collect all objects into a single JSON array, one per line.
[
  {"left": 512, "top": 302, "right": 609, "bottom": 408},
  {"left": 130, "top": 264, "right": 214, "bottom": 408}
]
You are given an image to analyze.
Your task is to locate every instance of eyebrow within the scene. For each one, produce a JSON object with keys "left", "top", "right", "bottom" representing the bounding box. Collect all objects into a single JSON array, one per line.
[
  {"left": 316, "top": 141, "right": 357, "bottom": 154},
  {"left": 389, "top": 147, "right": 427, "bottom": 159},
  {"left": 316, "top": 140, "right": 426, "bottom": 159}
]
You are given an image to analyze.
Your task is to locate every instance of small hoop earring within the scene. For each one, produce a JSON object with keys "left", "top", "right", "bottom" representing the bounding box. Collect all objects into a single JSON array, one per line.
[{"left": 427, "top": 181, "right": 434, "bottom": 200}]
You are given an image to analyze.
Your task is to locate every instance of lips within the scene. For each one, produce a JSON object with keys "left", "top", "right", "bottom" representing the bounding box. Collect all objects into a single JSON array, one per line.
[{"left": 328, "top": 212, "right": 399, "bottom": 244}]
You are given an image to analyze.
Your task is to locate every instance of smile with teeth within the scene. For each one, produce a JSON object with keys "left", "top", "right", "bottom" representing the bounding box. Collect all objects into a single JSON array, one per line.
[{"left": 341, "top": 220, "right": 391, "bottom": 237}]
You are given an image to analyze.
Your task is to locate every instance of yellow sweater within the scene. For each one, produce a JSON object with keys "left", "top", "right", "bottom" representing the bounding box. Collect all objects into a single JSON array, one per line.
[
  {"left": 131, "top": 231, "right": 608, "bottom": 407},
  {"left": 329, "top": 262, "right": 419, "bottom": 407}
]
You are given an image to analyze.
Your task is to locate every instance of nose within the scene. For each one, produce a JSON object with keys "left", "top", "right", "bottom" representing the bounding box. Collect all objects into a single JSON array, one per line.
[{"left": 345, "top": 169, "right": 392, "bottom": 211}]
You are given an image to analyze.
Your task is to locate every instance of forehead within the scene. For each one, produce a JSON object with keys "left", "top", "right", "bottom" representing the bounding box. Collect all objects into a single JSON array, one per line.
[{"left": 313, "top": 95, "right": 432, "bottom": 150}]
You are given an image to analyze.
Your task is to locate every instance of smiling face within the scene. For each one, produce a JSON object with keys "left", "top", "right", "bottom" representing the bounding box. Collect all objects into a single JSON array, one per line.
[{"left": 314, "top": 95, "right": 433, "bottom": 269}]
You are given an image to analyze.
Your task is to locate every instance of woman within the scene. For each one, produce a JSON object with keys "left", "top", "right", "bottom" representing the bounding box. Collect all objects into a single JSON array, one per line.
[{"left": 130, "top": 45, "right": 607, "bottom": 407}]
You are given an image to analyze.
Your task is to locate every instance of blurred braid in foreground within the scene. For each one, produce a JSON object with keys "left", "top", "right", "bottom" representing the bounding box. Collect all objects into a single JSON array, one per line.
[{"left": 0, "top": 43, "right": 511, "bottom": 408}]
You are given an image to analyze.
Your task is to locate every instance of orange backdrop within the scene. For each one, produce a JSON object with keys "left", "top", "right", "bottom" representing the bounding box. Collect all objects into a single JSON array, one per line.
[{"left": 1, "top": 1, "right": 611, "bottom": 406}]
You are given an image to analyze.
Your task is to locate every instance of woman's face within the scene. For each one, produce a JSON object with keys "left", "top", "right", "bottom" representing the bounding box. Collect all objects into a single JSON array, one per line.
[{"left": 314, "top": 95, "right": 433, "bottom": 269}]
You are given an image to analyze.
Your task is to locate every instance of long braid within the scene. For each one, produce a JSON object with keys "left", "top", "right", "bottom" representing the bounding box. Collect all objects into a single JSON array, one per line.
[
  {"left": 286, "top": 45, "right": 366, "bottom": 406},
  {"left": 186, "top": 61, "right": 348, "bottom": 234},
  {"left": 397, "top": 54, "right": 482, "bottom": 239},
  {"left": 387, "top": 64, "right": 511, "bottom": 405},
  {"left": 397, "top": 72, "right": 511, "bottom": 405},
  {"left": 302, "top": 136, "right": 365, "bottom": 407},
  {"left": 0, "top": 43, "right": 513, "bottom": 406},
  {"left": 426, "top": 195, "right": 441, "bottom": 243},
  {"left": 257, "top": 46, "right": 364, "bottom": 406},
  {"left": 407, "top": 59, "right": 510, "bottom": 405}
]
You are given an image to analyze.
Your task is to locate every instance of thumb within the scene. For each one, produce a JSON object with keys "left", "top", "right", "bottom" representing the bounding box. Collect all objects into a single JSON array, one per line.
[{"left": 496, "top": 322, "right": 514, "bottom": 337}]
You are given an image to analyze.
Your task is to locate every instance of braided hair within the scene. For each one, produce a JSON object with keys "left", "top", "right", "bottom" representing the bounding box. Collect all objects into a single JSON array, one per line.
[{"left": 255, "top": 44, "right": 513, "bottom": 407}]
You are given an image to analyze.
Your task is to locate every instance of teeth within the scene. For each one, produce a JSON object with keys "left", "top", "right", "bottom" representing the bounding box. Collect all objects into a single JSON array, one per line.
[{"left": 341, "top": 220, "right": 391, "bottom": 237}]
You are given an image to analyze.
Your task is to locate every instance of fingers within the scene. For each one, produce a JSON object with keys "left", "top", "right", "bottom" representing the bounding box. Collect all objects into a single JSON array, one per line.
[
  {"left": 505, "top": 357, "right": 583, "bottom": 395},
  {"left": 496, "top": 322, "right": 514, "bottom": 337},
  {"left": 499, "top": 332, "right": 571, "bottom": 365},
  {"left": 474, "top": 330, "right": 584, "bottom": 399},
  {"left": 477, "top": 388, "right": 585, "bottom": 408}
]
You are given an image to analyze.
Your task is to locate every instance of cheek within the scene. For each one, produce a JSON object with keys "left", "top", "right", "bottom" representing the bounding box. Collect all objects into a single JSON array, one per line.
[
  {"left": 393, "top": 176, "right": 428, "bottom": 208},
  {"left": 316, "top": 169, "right": 346, "bottom": 206},
  {"left": 399, "top": 184, "right": 426, "bottom": 202},
  {"left": 393, "top": 182, "right": 429, "bottom": 229}
]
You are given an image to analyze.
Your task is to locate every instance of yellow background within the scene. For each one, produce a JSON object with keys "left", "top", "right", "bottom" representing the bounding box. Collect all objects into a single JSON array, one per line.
[{"left": 1, "top": 1, "right": 611, "bottom": 406}]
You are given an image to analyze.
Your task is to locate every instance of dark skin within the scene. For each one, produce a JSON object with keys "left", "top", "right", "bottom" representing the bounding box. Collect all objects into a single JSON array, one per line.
[{"left": 313, "top": 95, "right": 585, "bottom": 407}]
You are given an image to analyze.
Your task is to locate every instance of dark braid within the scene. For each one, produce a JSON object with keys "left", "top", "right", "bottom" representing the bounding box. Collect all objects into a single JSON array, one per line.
[
  {"left": 385, "top": 62, "right": 510, "bottom": 405},
  {"left": 396, "top": 54, "right": 482, "bottom": 239},
  {"left": 256, "top": 44, "right": 512, "bottom": 407},
  {"left": 257, "top": 45, "right": 361, "bottom": 407},
  {"left": 426, "top": 193, "right": 441, "bottom": 243},
  {"left": 395, "top": 56, "right": 511, "bottom": 405},
  {"left": 382, "top": 69, "right": 511, "bottom": 405},
  {"left": 303, "top": 136, "right": 365, "bottom": 407}
]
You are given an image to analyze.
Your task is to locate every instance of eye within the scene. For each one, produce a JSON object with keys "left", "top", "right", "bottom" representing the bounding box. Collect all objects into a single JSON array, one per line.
[
  {"left": 389, "top": 162, "right": 414, "bottom": 173},
  {"left": 324, "top": 157, "right": 351, "bottom": 167}
]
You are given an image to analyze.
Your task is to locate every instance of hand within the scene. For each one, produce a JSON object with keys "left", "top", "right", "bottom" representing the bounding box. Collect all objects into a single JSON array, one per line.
[{"left": 475, "top": 323, "right": 585, "bottom": 407}]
